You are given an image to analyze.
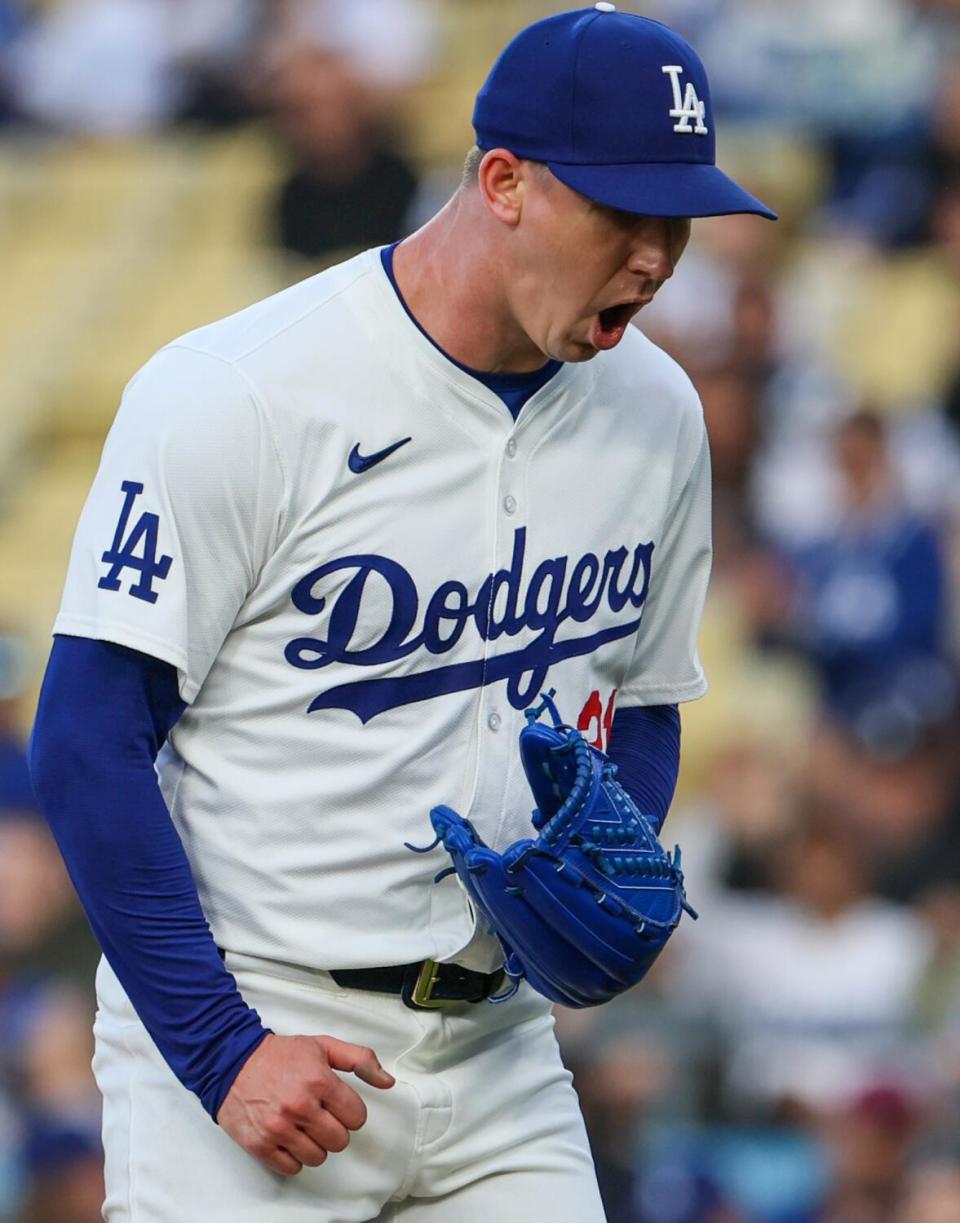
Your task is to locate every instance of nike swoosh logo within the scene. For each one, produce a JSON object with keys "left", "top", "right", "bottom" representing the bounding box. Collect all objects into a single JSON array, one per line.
[{"left": 348, "top": 437, "right": 412, "bottom": 474}]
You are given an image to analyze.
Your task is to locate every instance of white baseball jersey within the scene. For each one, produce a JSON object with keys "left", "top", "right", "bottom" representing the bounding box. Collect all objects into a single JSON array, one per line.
[{"left": 56, "top": 247, "right": 711, "bottom": 973}]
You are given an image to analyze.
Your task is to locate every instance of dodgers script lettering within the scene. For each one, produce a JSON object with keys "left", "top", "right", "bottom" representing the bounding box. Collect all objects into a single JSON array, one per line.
[{"left": 285, "top": 527, "right": 654, "bottom": 722}]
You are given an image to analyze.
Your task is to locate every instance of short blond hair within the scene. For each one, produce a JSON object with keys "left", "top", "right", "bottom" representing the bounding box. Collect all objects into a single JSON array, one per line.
[{"left": 461, "top": 145, "right": 485, "bottom": 187}]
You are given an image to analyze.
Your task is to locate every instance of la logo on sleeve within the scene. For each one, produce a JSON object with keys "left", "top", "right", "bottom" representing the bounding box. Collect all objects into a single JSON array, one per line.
[
  {"left": 98, "top": 480, "right": 173, "bottom": 604},
  {"left": 662, "top": 65, "right": 709, "bottom": 135}
]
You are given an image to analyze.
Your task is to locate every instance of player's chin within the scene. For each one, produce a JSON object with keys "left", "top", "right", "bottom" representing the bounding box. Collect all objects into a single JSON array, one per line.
[
  {"left": 553, "top": 331, "right": 604, "bottom": 362},
  {"left": 564, "top": 342, "right": 602, "bottom": 363}
]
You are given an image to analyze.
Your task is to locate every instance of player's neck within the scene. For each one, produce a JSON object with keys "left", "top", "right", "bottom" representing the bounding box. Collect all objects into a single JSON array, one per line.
[{"left": 392, "top": 197, "right": 552, "bottom": 375}]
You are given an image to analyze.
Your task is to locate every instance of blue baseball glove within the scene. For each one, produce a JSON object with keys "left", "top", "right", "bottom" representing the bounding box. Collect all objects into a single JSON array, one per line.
[{"left": 413, "top": 692, "right": 697, "bottom": 1008}]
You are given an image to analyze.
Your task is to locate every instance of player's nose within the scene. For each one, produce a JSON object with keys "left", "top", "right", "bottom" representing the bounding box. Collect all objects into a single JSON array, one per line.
[{"left": 625, "top": 218, "right": 679, "bottom": 284}]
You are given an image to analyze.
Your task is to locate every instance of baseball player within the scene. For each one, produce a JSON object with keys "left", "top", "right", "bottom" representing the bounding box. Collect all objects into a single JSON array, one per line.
[{"left": 30, "top": 7, "right": 774, "bottom": 1221}]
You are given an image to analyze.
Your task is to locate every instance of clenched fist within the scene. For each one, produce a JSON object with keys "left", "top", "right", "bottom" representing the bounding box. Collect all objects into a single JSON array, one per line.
[{"left": 217, "top": 1034, "right": 395, "bottom": 1176}]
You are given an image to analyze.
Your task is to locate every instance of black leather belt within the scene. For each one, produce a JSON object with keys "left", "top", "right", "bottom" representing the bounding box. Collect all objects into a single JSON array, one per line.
[{"left": 330, "top": 959, "right": 505, "bottom": 1011}]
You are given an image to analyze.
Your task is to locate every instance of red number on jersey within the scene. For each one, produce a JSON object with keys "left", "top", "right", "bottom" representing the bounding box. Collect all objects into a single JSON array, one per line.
[{"left": 577, "top": 689, "right": 618, "bottom": 751}]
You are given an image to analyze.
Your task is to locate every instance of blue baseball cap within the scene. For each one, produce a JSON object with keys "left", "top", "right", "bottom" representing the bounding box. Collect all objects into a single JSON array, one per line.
[{"left": 473, "top": 4, "right": 776, "bottom": 221}]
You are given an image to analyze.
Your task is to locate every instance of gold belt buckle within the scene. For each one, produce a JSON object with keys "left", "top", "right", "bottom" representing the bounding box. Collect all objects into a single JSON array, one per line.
[{"left": 407, "top": 958, "right": 456, "bottom": 1009}]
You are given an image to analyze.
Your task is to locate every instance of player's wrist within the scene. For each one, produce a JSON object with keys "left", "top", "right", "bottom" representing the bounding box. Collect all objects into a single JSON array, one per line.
[{"left": 207, "top": 1025, "right": 274, "bottom": 1123}]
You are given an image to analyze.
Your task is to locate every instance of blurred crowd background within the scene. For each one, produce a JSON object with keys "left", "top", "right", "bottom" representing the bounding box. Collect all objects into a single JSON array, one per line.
[{"left": 0, "top": 1, "right": 959, "bottom": 1220}]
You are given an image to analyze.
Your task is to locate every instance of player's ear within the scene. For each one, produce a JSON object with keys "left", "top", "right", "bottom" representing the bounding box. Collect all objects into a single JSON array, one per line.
[{"left": 477, "top": 149, "right": 525, "bottom": 227}]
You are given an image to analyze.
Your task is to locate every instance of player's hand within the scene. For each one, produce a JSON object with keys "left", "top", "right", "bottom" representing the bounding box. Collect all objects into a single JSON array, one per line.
[{"left": 217, "top": 1033, "right": 396, "bottom": 1176}]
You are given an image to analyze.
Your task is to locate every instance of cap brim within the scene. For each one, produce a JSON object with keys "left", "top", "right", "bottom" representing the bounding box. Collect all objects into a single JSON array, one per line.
[{"left": 547, "top": 160, "right": 777, "bottom": 220}]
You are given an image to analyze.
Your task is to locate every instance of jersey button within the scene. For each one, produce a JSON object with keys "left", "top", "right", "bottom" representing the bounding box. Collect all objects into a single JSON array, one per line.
[
  {"left": 503, "top": 495, "right": 517, "bottom": 515},
  {"left": 505, "top": 438, "right": 517, "bottom": 459},
  {"left": 488, "top": 712, "right": 502, "bottom": 732}
]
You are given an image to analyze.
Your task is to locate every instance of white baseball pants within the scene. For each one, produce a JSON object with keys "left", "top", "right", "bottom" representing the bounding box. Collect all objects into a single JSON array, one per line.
[{"left": 92, "top": 953, "right": 606, "bottom": 1222}]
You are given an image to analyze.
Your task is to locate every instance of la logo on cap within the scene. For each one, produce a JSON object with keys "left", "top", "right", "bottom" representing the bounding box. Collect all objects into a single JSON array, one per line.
[{"left": 662, "top": 65, "right": 708, "bottom": 136}]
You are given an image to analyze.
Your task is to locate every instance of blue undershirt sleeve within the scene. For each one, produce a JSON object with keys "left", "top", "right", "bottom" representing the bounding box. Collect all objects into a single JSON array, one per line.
[
  {"left": 28, "top": 635, "right": 270, "bottom": 1121},
  {"left": 607, "top": 704, "right": 681, "bottom": 834}
]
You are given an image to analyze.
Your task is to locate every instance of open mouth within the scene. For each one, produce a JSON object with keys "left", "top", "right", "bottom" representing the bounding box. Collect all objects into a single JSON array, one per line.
[
  {"left": 592, "top": 301, "right": 641, "bottom": 350},
  {"left": 599, "top": 303, "right": 638, "bottom": 332}
]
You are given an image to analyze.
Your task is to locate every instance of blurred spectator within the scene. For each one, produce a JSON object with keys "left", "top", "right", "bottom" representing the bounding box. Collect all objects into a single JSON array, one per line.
[
  {"left": 16, "top": 988, "right": 103, "bottom": 1223},
  {"left": 255, "top": 1, "right": 439, "bottom": 260},
  {"left": 775, "top": 411, "right": 952, "bottom": 725},
  {"left": 698, "top": 365, "right": 764, "bottom": 516},
  {"left": 823, "top": 1086, "right": 919, "bottom": 1222},
  {"left": 6, "top": 0, "right": 187, "bottom": 136},
  {"left": 561, "top": 983, "right": 830, "bottom": 1222},
  {"left": 671, "top": 818, "right": 932, "bottom": 1113},
  {"left": 556, "top": 976, "right": 736, "bottom": 1223},
  {"left": 668, "top": 737, "right": 803, "bottom": 903},
  {"left": 274, "top": 0, "right": 440, "bottom": 96},
  {"left": 263, "top": 43, "right": 421, "bottom": 260},
  {"left": 754, "top": 400, "right": 960, "bottom": 552},
  {"left": 804, "top": 719, "right": 960, "bottom": 902},
  {"left": 0, "top": 812, "right": 101, "bottom": 1221},
  {"left": 1, "top": 983, "right": 102, "bottom": 1223},
  {"left": 172, "top": 0, "right": 263, "bottom": 127},
  {"left": 0, "top": 816, "right": 96, "bottom": 984},
  {"left": 2, "top": 0, "right": 441, "bottom": 138},
  {"left": 569, "top": 1032, "right": 679, "bottom": 1223}
]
